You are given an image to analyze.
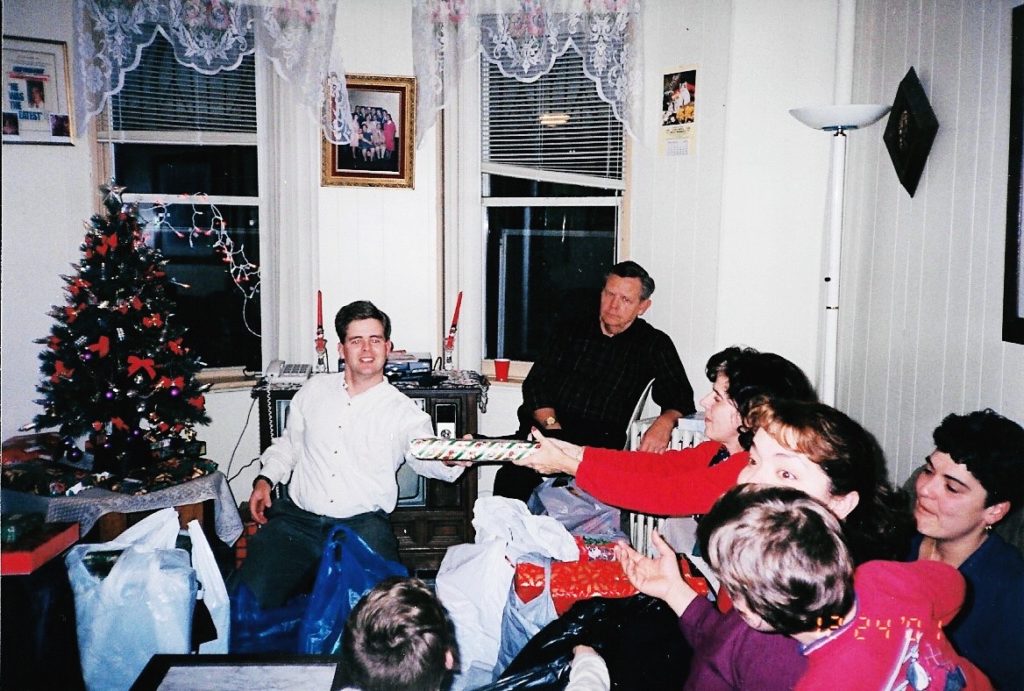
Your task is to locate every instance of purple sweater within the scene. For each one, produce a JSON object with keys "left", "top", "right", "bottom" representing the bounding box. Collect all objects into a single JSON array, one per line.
[{"left": 679, "top": 598, "right": 805, "bottom": 690}]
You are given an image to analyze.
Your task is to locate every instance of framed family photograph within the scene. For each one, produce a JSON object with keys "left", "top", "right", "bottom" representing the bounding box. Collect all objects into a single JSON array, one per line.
[
  {"left": 321, "top": 74, "right": 415, "bottom": 189},
  {"left": 2, "top": 36, "right": 74, "bottom": 145}
]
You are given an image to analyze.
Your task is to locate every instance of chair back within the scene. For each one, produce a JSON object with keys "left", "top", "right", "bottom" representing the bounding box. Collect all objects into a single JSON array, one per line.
[{"left": 625, "top": 413, "right": 707, "bottom": 555}]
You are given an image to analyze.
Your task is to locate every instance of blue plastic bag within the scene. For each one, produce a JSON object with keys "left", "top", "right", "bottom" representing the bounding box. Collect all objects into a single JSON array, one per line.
[
  {"left": 296, "top": 524, "right": 408, "bottom": 654},
  {"left": 229, "top": 581, "right": 310, "bottom": 654}
]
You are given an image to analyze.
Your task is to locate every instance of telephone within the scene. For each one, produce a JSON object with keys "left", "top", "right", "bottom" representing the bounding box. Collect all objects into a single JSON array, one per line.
[{"left": 264, "top": 359, "right": 312, "bottom": 383}]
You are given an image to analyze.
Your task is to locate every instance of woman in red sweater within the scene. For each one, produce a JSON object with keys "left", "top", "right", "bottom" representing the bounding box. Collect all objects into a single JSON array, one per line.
[
  {"left": 515, "top": 346, "right": 815, "bottom": 514},
  {"left": 514, "top": 349, "right": 912, "bottom": 563}
]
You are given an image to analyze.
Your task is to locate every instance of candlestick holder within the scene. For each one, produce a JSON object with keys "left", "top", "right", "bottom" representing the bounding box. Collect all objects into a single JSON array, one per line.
[{"left": 314, "top": 327, "right": 330, "bottom": 373}]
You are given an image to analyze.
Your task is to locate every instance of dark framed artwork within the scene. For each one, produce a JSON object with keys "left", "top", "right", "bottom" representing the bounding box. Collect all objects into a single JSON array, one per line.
[
  {"left": 882, "top": 67, "right": 939, "bottom": 197},
  {"left": 321, "top": 74, "right": 415, "bottom": 189},
  {"left": 1004, "top": 5, "right": 1024, "bottom": 344}
]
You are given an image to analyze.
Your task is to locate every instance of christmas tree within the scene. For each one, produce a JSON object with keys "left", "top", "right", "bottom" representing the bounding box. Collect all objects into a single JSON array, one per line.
[{"left": 32, "top": 183, "right": 210, "bottom": 472}]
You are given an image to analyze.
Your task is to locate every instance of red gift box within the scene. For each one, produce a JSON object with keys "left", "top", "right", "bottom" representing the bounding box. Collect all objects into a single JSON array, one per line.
[{"left": 514, "top": 542, "right": 711, "bottom": 615}]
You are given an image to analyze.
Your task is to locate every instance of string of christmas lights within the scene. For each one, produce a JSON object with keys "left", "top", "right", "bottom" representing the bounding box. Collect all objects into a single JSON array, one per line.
[{"left": 145, "top": 193, "right": 261, "bottom": 336}]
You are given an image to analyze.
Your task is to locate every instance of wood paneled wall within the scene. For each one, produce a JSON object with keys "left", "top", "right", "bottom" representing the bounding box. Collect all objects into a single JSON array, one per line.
[{"left": 841, "top": 0, "right": 1024, "bottom": 483}]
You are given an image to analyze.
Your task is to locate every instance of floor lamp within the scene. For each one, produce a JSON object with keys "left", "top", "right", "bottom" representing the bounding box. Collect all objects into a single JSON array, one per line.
[{"left": 790, "top": 104, "right": 890, "bottom": 406}]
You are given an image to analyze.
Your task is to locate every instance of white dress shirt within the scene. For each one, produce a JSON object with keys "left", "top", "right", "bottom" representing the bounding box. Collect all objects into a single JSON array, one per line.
[{"left": 258, "top": 373, "right": 463, "bottom": 518}]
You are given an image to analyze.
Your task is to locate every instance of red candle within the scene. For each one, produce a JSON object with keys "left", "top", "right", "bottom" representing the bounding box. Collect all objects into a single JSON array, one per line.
[{"left": 317, "top": 290, "right": 323, "bottom": 328}]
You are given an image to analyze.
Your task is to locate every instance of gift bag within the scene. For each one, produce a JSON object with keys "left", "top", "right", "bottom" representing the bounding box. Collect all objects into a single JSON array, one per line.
[
  {"left": 65, "top": 508, "right": 197, "bottom": 691},
  {"left": 296, "top": 524, "right": 407, "bottom": 654}
]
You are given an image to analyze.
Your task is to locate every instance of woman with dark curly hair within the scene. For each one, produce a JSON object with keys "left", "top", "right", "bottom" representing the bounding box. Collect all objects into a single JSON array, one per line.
[{"left": 910, "top": 409, "right": 1024, "bottom": 690}]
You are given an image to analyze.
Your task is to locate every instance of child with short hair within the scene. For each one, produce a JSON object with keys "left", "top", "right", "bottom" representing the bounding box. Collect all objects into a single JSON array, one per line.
[
  {"left": 337, "top": 577, "right": 458, "bottom": 691},
  {"left": 337, "top": 577, "right": 610, "bottom": 691},
  {"left": 618, "top": 484, "right": 993, "bottom": 691}
]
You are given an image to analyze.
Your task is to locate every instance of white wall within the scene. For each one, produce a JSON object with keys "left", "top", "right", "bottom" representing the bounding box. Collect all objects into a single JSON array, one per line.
[
  {"left": 842, "top": 0, "right": 1024, "bottom": 483},
  {"left": 1, "top": 1, "right": 96, "bottom": 440},
  {"left": 317, "top": 0, "right": 441, "bottom": 357},
  {"left": 632, "top": 0, "right": 841, "bottom": 392}
]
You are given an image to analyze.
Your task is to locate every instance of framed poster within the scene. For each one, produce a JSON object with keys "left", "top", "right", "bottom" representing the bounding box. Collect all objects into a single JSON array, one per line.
[
  {"left": 1004, "top": 5, "right": 1024, "bottom": 344},
  {"left": 321, "top": 74, "right": 415, "bottom": 189},
  {"left": 2, "top": 36, "right": 74, "bottom": 145}
]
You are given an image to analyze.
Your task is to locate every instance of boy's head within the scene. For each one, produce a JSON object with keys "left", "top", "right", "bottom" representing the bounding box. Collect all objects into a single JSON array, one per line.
[
  {"left": 698, "top": 484, "right": 855, "bottom": 636},
  {"left": 339, "top": 577, "right": 458, "bottom": 691}
]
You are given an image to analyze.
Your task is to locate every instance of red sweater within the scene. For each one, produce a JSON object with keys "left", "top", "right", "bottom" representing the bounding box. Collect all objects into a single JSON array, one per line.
[
  {"left": 797, "top": 560, "right": 992, "bottom": 690},
  {"left": 576, "top": 440, "right": 748, "bottom": 515}
]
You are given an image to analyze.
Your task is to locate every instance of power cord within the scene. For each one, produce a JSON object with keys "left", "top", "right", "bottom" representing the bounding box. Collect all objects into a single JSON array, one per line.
[{"left": 225, "top": 396, "right": 259, "bottom": 483}]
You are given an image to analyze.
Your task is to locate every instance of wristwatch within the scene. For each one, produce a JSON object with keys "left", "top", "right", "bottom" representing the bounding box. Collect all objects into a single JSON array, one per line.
[{"left": 543, "top": 416, "right": 558, "bottom": 427}]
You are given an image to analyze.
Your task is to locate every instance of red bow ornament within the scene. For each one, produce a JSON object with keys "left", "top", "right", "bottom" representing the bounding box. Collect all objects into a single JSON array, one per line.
[
  {"left": 188, "top": 394, "right": 206, "bottom": 410},
  {"left": 68, "top": 278, "right": 90, "bottom": 296},
  {"left": 64, "top": 305, "right": 83, "bottom": 323},
  {"left": 158, "top": 376, "right": 185, "bottom": 390},
  {"left": 48, "top": 336, "right": 61, "bottom": 350},
  {"left": 111, "top": 417, "right": 130, "bottom": 432},
  {"left": 51, "top": 360, "right": 74, "bottom": 383},
  {"left": 142, "top": 313, "right": 164, "bottom": 328},
  {"left": 167, "top": 338, "right": 185, "bottom": 355},
  {"left": 127, "top": 355, "right": 156, "bottom": 379},
  {"left": 87, "top": 336, "right": 110, "bottom": 358},
  {"left": 95, "top": 232, "right": 119, "bottom": 256}
]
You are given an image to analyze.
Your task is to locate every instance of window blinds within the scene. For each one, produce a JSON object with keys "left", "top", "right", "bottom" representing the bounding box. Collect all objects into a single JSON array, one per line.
[
  {"left": 481, "top": 50, "right": 625, "bottom": 184},
  {"left": 101, "top": 32, "right": 256, "bottom": 144}
]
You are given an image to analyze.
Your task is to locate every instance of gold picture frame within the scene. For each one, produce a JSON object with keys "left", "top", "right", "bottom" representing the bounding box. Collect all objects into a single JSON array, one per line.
[
  {"left": 2, "top": 35, "right": 74, "bottom": 145},
  {"left": 321, "top": 74, "right": 415, "bottom": 189}
]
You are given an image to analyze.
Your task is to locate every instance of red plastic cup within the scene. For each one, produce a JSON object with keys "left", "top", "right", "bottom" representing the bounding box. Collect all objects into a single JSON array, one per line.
[{"left": 494, "top": 358, "right": 511, "bottom": 382}]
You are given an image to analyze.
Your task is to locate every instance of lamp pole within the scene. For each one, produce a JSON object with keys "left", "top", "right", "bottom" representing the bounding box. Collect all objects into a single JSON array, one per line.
[
  {"left": 820, "top": 128, "right": 848, "bottom": 406},
  {"left": 790, "top": 104, "right": 890, "bottom": 407}
]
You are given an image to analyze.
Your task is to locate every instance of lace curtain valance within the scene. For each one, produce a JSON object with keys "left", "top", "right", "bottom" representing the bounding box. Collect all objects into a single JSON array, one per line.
[
  {"left": 73, "top": 0, "right": 353, "bottom": 144},
  {"left": 411, "top": 0, "right": 642, "bottom": 146}
]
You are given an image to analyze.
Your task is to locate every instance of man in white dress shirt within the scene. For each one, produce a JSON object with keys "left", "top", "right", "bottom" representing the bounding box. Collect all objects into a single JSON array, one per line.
[{"left": 236, "top": 300, "right": 464, "bottom": 608}]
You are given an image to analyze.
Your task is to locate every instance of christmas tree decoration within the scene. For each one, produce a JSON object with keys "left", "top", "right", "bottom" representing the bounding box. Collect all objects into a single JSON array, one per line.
[{"left": 31, "top": 183, "right": 211, "bottom": 474}]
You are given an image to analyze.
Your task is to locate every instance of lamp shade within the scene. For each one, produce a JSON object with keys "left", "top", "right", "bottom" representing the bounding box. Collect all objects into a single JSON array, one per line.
[{"left": 789, "top": 104, "right": 891, "bottom": 131}]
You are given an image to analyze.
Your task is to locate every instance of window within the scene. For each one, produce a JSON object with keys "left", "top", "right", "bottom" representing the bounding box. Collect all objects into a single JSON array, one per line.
[
  {"left": 98, "top": 32, "right": 260, "bottom": 371},
  {"left": 481, "top": 51, "right": 625, "bottom": 362}
]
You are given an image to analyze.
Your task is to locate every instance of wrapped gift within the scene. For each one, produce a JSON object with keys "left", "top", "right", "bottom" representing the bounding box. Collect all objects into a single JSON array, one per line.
[
  {"left": 516, "top": 558, "right": 636, "bottom": 615},
  {"left": 515, "top": 538, "right": 712, "bottom": 615},
  {"left": 2, "top": 462, "right": 99, "bottom": 496}
]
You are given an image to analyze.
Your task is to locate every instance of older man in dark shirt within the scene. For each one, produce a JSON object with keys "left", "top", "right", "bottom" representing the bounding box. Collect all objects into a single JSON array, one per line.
[{"left": 495, "top": 261, "right": 695, "bottom": 500}]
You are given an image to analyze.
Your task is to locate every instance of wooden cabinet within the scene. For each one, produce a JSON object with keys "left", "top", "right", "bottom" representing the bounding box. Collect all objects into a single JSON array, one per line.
[{"left": 254, "top": 379, "right": 480, "bottom": 574}]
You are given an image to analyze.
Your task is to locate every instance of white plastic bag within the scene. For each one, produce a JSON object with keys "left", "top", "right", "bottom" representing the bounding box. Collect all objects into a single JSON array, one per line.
[
  {"left": 437, "top": 497, "right": 578, "bottom": 690},
  {"left": 66, "top": 508, "right": 197, "bottom": 690},
  {"left": 187, "top": 519, "right": 230, "bottom": 653}
]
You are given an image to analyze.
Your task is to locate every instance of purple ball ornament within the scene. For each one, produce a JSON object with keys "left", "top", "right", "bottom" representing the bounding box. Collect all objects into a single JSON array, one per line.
[
  {"left": 104, "top": 390, "right": 116, "bottom": 400},
  {"left": 82, "top": 352, "right": 93, "bottom": 362},
  {"left": 169, "top": 387, "right": 181, "bottom": 397}
]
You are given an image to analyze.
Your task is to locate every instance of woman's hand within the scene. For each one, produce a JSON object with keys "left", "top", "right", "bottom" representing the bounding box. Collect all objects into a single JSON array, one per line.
[
  {"left": 511, "top": 426, "right": 584, "bottom": 475},
  {"left": 615, "top": 530, "right": 697, "bottom": 616}
]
